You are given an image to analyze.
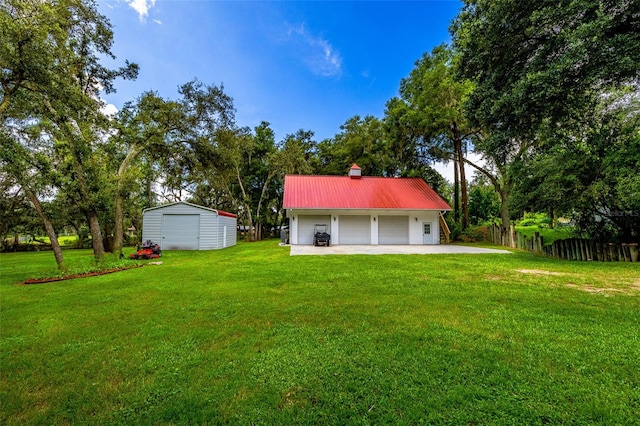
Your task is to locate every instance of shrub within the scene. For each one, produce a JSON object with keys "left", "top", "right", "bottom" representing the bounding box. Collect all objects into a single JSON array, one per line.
[{"left": 460, "top": 227, "right": 486, "bottom": 242}]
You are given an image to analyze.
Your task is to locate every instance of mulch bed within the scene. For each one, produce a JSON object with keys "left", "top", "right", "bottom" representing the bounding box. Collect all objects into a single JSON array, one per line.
[{"left": 22, "top": 264, "right": 144, "bottom": 285}]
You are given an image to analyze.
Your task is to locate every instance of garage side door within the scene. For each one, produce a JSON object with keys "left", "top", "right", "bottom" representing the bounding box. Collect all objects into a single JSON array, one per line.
[
  {"left": 162, "top": 214, "right": 200, "bottom": 250},
  {"left": 378, "top": 215, "right": 409, "bottom": 245},
  {"left": 339, "top": 215, "right": 371, "bottom": 244},
  {"left": 298, "top": 215, "right": 331, "bottom": 245}
]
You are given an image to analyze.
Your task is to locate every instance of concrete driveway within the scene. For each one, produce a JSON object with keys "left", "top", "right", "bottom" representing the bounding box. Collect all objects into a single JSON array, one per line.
[{"left": 289, "top": 244, "right": 512, "bottom": 256}]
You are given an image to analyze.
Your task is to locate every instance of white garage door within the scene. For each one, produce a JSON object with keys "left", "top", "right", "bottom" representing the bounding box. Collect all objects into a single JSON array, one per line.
[
  {"left": 378, "top": 215, "right": 409, "bottom": 245},
  {"left": 339, "top": 215, "right": 371, "bottom": 244},
  {"left": 298, "top": 215, "right": 331, "bottom": 245},
  {"left": 162, "top": 214, "right": 200, "bottom": 250}
]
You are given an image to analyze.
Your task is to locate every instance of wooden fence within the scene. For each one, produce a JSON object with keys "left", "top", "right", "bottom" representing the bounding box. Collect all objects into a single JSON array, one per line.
[{"left": 488, "top": 225, "right": 639, "bottom": 262}]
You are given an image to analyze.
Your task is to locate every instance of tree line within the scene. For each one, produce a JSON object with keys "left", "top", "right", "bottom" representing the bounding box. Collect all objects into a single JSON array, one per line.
[{"left": 2, "top": 0, "right": 638, "bottom": 271}]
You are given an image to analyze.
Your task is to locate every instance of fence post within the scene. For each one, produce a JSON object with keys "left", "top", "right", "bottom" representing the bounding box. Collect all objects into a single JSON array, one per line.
[
  {"left": 580, "top": 239, "right": 588, "bottom": 261},
  {"left": 629, "top": 244, "right": 638, "bottom": 262},
  {"left": 621, "top": 244, "right": 629, "bottom": 262},
  {"left": 578, "top": 239, "right": 584, "bottom": 261},
  {"left": 577, "top": 239, "right": 584, "bottom": 261},
  {"left": 531, "top": 234, "right": 535, "bottom": 252},
  {"left": 569, "top": 239, "right": 574, "bottom": 260}
]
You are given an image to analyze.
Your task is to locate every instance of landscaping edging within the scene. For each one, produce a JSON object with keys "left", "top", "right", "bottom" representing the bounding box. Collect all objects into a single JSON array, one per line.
[{"left": 22, "top": 264, "right": 144, "bottom": 285}]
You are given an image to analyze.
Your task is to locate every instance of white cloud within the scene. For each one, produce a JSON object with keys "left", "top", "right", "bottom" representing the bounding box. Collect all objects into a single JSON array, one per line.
[
  {"left": 100, "top": 103, "right": 118, "bottom": 118},
  {"left": 287, "top": 23, "right": 342, "bottom": 77},
  {"left": 153, "top": 19, "right": 162, "bottom": 25},
  {"left": 127, "top": 0, "right": 156, "bottom": 21}
]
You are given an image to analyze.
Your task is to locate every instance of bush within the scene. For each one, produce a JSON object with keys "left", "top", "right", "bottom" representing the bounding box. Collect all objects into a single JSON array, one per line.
[
  {"left": 460, "top": 227, "right": 486, "bottom": 242},
  {"left": 449, "top": 222, "right": 463, "bottom": 241}
]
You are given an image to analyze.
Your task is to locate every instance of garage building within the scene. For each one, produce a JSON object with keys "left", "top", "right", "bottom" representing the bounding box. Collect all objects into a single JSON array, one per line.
[
  {"left": 283, "top": 165, "right": 451, "bottom": 245},
  {"left": 142, "top": 201, "right": 237, "bottom": 250}
]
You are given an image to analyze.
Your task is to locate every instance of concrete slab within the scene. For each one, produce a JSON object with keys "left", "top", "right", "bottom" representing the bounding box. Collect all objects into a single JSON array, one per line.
[{"left": 289, "top": 244, "right": 512, "bottom": 256}]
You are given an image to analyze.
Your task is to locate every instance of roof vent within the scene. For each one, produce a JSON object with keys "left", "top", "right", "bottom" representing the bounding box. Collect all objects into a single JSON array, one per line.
[{"left": 348, "top": 164, "right": 362, "bottom": 179}]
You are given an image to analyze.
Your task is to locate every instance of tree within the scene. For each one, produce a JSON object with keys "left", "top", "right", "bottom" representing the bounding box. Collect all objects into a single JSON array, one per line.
[
  {"left": 0, "top": 125, "right": 66, "bottom": 269},
  {"left": 451, "top": 1, "right": 640, "bottom": 239},
  {"left": 0, "top": 174, "right": 25, "bottom": 248},
  {"left": 511, "top": 87, "right": 640, "bottom": 241},
  {"left": 1, "top": 0, "right": 138, "bottom": 261},
  {"left": 452, "top": 0, "right": 640, "bottom": 142},
  {"left": 468, "top": 173, "right": 500, "bottom": 225},
  {"left": 316, "top": 115, "right": 389, "bottom": 176},
  {"left": 247, "top": 122, "right": 279, "bottom": 240},
  {"left": 385, "top": 45, "right": 478, "bottom": 229},
  {"left": 157, "top": 80, "right": 235, "bottom": 203},
  {"left": 109, "top": 92, "right": 184, "bottom": 256}
]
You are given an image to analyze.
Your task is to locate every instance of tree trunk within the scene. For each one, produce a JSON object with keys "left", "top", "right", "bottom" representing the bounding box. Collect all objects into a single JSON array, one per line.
[
  {"left": 246, "top": 210, "right": 254, "bottom": 242},
  {"left": 87, "top": 213, "right": 105, "bottom": 261},
  {"left": 499, "top": 189, "right": 510, "bottom": 238},
  {"left": 23, "top": 188, "right": 66, "bottom": 271},
  {"left": 452, "top": 125, "right": 469, "bottom": 230},
  {"left": 453, "top": 157, "right": 460, "bottom": 224},
  {"left": 114, "top": 195, "right": 125, "bottom": 256},
  {"left": 103, "top": 221, "right": 114, "bottom": 253},
  {"left": 45, "top": 102, "right": 106, "bottom": 259},
  {"left": 253, "top": 170, "right": 276, "bottom": 242},
  {"left": 114, "top": 145, "right": 144, "bottom": 257}
]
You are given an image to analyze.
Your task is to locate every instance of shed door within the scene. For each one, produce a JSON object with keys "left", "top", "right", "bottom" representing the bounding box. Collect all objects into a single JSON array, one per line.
[
  {"left": 339, "top": 215, "right": 371, "bottom": 244},
  {"left": 378, "top": 215, "right": 409, "bottom": 245},
  {"left": 162, "top": 214, "right": 200, "bottom": 250},
  {"left": 422, "top": 222, "right": 433, "bottom": 245},
  {"left": 298, "top": 215, "right": 331, "bottom": 245}
]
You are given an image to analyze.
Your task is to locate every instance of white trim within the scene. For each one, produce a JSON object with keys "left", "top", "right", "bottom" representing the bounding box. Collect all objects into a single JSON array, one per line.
[{"left": 143, "top": 201, "right": 235, "bottom": 218}]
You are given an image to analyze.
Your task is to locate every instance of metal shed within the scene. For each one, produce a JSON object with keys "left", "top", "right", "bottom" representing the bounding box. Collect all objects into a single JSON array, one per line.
[{"left": 141, "top": 201, "right": 237, "bottom": 250}]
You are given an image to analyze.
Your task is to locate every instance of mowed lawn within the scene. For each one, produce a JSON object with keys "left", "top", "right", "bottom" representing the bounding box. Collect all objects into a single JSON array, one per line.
[{"left": 1, "top": 241, "right": 639, "bottom": 424}]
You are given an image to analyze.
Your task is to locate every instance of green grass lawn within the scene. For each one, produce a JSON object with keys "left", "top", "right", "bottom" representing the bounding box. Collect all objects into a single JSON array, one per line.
[{"left": 1, "top": 241, "right": 639, "bottom": 424}]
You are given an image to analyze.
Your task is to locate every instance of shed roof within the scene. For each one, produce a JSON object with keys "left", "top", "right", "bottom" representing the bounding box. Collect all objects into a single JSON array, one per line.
[
  {"left": 143, "top": 201, "right": 237, "bottom": 218},
  {"left": 283, "top": 174, "right": 451, "bottom": 211}
]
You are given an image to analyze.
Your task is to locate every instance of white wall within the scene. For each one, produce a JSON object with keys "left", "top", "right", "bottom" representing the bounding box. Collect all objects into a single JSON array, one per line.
[
  {"left": 217, "top": 214, "right": 238, "bottom": 248},
  {"left": 287, "top": 209, "right": 444, "bottom": 245}
]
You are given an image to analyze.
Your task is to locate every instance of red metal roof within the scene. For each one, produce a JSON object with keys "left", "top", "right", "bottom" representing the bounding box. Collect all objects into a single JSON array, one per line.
[
  {"left": 283, "top": 175, "right": 451, "bottom": 210},
  {"left": 217, "top": 210, "right": 237, "bottom": 218}
]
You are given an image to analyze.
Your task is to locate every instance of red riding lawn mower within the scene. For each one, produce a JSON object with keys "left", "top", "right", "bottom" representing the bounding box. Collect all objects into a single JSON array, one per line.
[{"left": 129, "top": 240, "right": 162, "bottom": 260}]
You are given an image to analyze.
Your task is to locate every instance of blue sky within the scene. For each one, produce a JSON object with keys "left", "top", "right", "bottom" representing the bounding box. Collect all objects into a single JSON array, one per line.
[{"left": 99, "top": 0, "right": 467, "bottom": 179}]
